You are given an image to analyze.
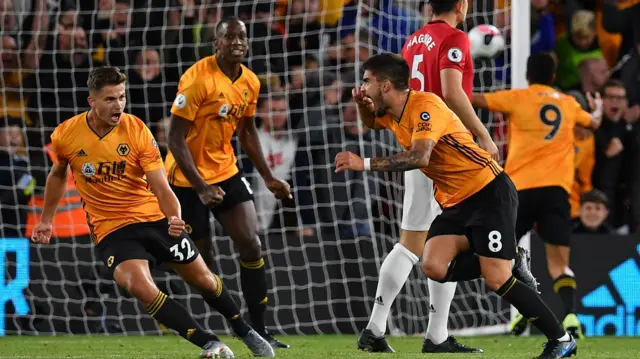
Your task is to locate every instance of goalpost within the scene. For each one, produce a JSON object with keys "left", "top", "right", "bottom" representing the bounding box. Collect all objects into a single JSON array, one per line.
[{"left": 2, "top": 0, "right": 528, "bottom": 337}]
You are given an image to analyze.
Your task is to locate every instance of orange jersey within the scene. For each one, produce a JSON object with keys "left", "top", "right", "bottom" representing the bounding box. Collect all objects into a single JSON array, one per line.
[
  {"left": 51, "top": 112, "right": 165, "bottom": 243},
  {"left": 165, "top": 55, "right": 261, "bottom": 187},
  {"left": 376, "top": 91, "right": 502, "bottom": 208},
  {"left": 570, "top": 134, "right": 595, "bottom": 218},
  {"left": 483, "top": 84, "right": 592, "bottom": 194}
]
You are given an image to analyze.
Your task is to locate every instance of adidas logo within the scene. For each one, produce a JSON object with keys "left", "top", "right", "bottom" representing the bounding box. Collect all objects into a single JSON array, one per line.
[
  {"left": 218, "top": 92, "right": 225, "bottom": 98},
  {"left": 78, "top": 149, "right": 87, "bottom": 156},
  {"left": 577, "top": 243, "right": 640, "bottom": 336},
  {"left": 375, "top": 296, "right": 384, "bottom": 306}
]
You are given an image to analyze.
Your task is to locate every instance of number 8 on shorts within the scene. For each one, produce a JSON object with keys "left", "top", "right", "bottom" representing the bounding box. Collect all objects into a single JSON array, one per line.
[{"left": 488, "top": 230, "right": 503, "bottom": 253}]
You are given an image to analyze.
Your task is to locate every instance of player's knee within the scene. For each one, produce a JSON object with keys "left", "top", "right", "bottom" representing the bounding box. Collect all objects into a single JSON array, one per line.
[
  {"left": 483, "top": 271, "right": 512, "bottom": 291},
  {"left": 422, "top": 260, "right": 447, "bottom": 282},
  {"left": 237, "top": 235, "right": 262, "bottom": 260},
  {"left": 122, "top": 278, "right": 159, "bottom": 307},
  {"left": 192, "top": 272, "right": 219, "bottom": 294}
]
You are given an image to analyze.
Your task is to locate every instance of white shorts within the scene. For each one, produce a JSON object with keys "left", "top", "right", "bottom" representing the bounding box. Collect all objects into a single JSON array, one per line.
[{"left": 401, "top": 169, "right": 442, "bottom": 231}]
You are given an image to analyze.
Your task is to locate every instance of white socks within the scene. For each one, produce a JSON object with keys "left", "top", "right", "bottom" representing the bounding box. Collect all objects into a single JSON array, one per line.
[
  {"left": 425, "top": 280, "right": 457, "bottom": 344},
  {"left": 366, "top": 243, "right": 419, "bottom": 337}
]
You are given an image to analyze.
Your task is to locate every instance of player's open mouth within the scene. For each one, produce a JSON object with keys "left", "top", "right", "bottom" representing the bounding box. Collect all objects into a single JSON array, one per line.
[
  {"left": 111, "top": 113, "right": 122, "bottom": 122},
  {"left": 231, "top": 48, "right": 245, "bottom": 56}
]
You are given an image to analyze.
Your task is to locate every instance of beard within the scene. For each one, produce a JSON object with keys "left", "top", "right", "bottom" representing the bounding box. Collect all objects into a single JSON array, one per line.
[{"left": 374, "top": 108, "right": 387, "bottom": 117}]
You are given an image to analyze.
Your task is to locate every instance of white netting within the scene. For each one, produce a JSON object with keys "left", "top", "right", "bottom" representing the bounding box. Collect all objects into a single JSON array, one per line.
[{"left": 1, "top": 0, "right": 515, "bottom": 336}]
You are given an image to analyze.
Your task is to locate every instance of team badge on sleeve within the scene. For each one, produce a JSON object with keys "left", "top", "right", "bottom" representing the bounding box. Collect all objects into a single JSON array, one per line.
[
  {"left": 420, "top": 112, "right": 431, "bottom": 121},
  {"left": 174, "top": 94, "right": 187, "bottom": 109},
  {"left": 152, "top": 139, "right": 158, "bottom": 148},
  {"left": 242, "top": 89, "right": 249, "bottom": 101},
  {"left": 447, "top": 48, "right": 463, "bottom": 63}
]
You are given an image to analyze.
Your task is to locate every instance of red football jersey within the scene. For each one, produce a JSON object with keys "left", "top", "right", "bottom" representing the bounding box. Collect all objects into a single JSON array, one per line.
[{"left": 401, "top": 20, "right": 473, "bottom": 100}]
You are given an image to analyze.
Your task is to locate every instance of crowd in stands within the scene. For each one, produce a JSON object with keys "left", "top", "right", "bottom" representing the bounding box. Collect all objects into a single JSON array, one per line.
[{"left": 1, "top": 0, "right": 639, "bottom": 242}]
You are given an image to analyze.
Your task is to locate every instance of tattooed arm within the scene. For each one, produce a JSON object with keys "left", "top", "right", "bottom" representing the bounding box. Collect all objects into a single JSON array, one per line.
[{"left": 334, "top": 139, "right": 435, "bottom": 173}]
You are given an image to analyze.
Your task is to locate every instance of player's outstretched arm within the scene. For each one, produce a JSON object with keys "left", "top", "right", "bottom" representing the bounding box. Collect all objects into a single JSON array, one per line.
[
  {"left": 238, "top": 115, "right": 292, "bottom": 199},
  {"left": 31, "top": 162, "right": 68, "bottom": 244},
  {"left": 168, "top": 115, "right": 209, "bottom": 191},
  {"left": 145, "top": 168, "right": 185, "bottom": 237},
  {"left": 335, "top": 138, "right": 434, "bottom": 173},
  {"left": 441, "top": 69, "right": 499, "bottom": 160}
]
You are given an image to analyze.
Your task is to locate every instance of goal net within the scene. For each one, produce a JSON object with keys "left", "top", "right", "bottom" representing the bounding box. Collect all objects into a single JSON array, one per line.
[{"left": 2, "top": 0, "right": 525, "bottom": 336}]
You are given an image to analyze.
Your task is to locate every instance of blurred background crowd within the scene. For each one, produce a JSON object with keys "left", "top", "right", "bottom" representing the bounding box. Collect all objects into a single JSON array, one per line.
[{"left": 1, "top": 0, "right": 639, "bottom": 243}]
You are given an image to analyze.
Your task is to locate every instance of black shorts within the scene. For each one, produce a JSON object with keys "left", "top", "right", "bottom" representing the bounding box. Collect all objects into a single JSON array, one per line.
[
  {"left": 171, "top": 172, "right": 254, "bottom": 241},
  {"left": 96, "top": 219, "right": 199, "bottom": 279},
  {"left": 516, "top": 186, "right": 571, "bottom": 246},
  {"left": 427, "top": 172, "right": 518, "bottom": 260}
]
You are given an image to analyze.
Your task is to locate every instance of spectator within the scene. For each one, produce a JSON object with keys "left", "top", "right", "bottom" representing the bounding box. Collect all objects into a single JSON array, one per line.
[
  {"left": 1, "top": 0, "right": 17, "bottom": 34},
  {"left": 418, "top": 1, "right": 433, "bottom": 24},
  {"left": 127, "top": 48, "right": 176, "bottom": 126},
  {"left": 1, "top": 0, "right": 48, "bottom": 124},
  {"left": 493, "top": 0, "right": 554, "bottom": 83},
  {"left": 325, "top": 92, "right": 382, "bottom": 238},
  {"left": 0, "top": 120, "right": 34, "bottom": 238},
  {"left": 354, "top": 0, "right": 420, "bottom": 54},
  {"left": 284, "top": 0, "right": 323, "bottom": 68},
  {"left": 258, "top": 72, "right": 284, "bottom": 93},
  {"left": 245, "top": 94, "right": 314, "bottom": 236},
  {"left": 25, "top": 19, "right": 90, "bottom": 151},
  {"left": 530, "top": 0, "right": 556, "bottom": 55},
  {"left": 153, "top": 116, "right": 171, "bottom": 161},
  {"left": 572, "top": 189, "right": 614, "bottom": 233},
  {"left": 555, "top": 10, "right": 605, "bottom": 90},
  {"left": 593, "top": 79, "right": 628, "bottom": 227},
  {"left": 601, "top": 0, "right": 640, "bottom": 66},
  {"left": 621, "top": 97, "right": 640, "bottom": 233},
  {"left": 86, "top": 0, "right": 135, "bottom": 68},
  {"left": 567, "top": 57, "right": 610, "bottom": 109},
  {"left": 324, "top": 29, "right": 375, "bottom": 75},
  {"left": 194, "top": 3, "right": 222, "bottom": 60}
]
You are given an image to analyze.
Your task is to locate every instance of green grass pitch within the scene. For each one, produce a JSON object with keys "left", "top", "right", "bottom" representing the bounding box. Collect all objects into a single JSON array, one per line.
[{"left": 1, "top": 335, "right": 640, "bottom": 358}]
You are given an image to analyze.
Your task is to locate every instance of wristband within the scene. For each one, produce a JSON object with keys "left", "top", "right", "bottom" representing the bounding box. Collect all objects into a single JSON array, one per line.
[{"left": 364, "top": 158, "right": 371, "bottom": 171}]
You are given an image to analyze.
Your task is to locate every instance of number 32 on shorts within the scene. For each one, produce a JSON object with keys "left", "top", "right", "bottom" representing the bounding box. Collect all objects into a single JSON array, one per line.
[
  {"left": 171, "top": 238, "right": 196, "bottom": 261},
  {"left": 488, "top": 230, "right": 502, "bottom": 253}
]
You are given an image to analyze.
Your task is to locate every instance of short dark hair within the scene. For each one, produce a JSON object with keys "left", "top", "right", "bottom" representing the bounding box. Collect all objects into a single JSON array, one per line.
[
  {"left": 580, "top": 189, "right": 609, "bottom": 208},
  {"left": 362, "top": 53, "right": 410, "bottom": 90},
  {"left": 527, "top": 53, "right": 556, "bottom": 86},
  {"left": 215, "top": 16, "right": 242, "bottom": 37},
  {"left": 87, "top": 67, "right": 126, "bottom": 93},
  {"left": 601, "top": 79, "right": 625, "bottom": 95},
  {"left": 430, "top": 0, "right": 459, "bottom": 15}
]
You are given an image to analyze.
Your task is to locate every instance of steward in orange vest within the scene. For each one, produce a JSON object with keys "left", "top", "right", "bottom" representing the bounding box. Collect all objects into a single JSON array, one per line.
[{"left": 26, "top": 143, "right": 90, "bottom": 238}]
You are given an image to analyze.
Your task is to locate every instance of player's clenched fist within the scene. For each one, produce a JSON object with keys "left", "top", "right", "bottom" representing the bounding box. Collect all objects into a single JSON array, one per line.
[
  {"left": 335, "top": 151, "right": 364, "bottom": 173},
  {"left": 197, "top": 184, "right": 225, "bottom": 207},
  {"left": 168, "top": 216, "right": 185, "bottom": 237},
  {"left": 31, "top": 222, "right": 53, "bottom": 244},
  {"left": 266, "top": 178, "right": 293, "bottom": 199}
]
